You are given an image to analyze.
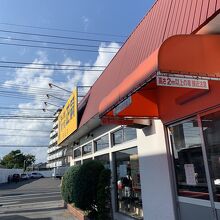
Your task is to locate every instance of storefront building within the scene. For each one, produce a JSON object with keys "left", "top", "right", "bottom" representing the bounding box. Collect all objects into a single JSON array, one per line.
[{"left": 59, "top": 1, "right": 220, "bottom": 219}]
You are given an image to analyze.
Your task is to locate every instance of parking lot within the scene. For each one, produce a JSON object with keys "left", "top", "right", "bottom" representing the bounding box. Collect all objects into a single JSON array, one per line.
[{"left": 0, "top": 178, "right": 76, "bottom": 220}]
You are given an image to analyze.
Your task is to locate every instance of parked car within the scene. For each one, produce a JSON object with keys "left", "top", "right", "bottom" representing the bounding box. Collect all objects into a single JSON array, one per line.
[
  {"left": 30, "top": 172, "right": 44, "bottom": 179},
  {"left": 20, "top": 173, "right": 30, "bottom": 180},
  {"left": 12, "top": 174, "right": 20, "bottom": 183}
]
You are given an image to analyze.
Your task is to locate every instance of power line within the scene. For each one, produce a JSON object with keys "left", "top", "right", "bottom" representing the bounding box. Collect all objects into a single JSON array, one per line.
[
  {"left": 0, "top": 60, "right": 107, "bottom": 68},
  {"left": 0, "top": 144, "right": 48, "bottom": 148},
  {"left": 0, "top": 115, "right": 54, "bottom": 118},
  {"left": 0, "top": 64, "right": 105, "bottom": 71},
  {"left": 0, "top": 84, "right": 70, "bottom": 96},
  {"left": 0, "top": 118, "right": 54, "bottom": 121},
  {"left": 0, "top": 106, "right": 56, "bottom": 111},
  {"left": 0, "top": 29, "right": 123, "bottom": 44},
  {"left": 0, "top": 127, "right": 50, "bottom": 132},
  {"left": 0, "top": 22, "right": 127, "bottom": 38},
  {"left": 0, "top": 80, "right": 89, "bottom": 94},
  {"left": 0, "top": 134, "right": 49, "bottom": 137},
  {"left": 0, "top": 36, "right": 121, "bottom": 49},
  {"left": 0, "top": 42, "right": 117, "bottom": 53}
]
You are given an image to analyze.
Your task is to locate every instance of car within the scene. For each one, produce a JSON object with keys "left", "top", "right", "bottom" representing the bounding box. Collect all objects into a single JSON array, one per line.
[
  {"left": 12, "top": 174, "right": 20, "bottom": 183},
  {"left": 30, "top": 172, "right": 44, "bottom": 179},
  {"left": 20, "top": 173, "right": 30, "bottom": 180}
]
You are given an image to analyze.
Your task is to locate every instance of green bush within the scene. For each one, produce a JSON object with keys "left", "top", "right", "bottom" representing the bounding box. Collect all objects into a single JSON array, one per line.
[
  {"left": 97, "top": 169, "right": 112, "bottom": 220},
  {"left": 74, "top": 160, "right": 104, "bottom": 213},
  {"left": 61, "top": 165, "right": 80, "bottom": 204}
]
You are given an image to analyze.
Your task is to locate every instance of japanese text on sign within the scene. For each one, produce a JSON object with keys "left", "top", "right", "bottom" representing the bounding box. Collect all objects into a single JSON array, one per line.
[
  {"left": 156, "top": 75, "right": 209, "bottom": 90},
  {"left": 58, "top": 88, "right": 78, "bottom": 144}
]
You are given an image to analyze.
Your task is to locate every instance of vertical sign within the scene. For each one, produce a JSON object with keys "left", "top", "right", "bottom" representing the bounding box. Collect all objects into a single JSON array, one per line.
[{"left": 58, "top": 88, "right": 78, "bottom": 144}]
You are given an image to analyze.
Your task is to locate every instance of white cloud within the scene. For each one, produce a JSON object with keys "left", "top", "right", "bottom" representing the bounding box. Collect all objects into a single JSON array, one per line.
[
  {"left": 82, "top": 16, "right": 89, "bottom": 31},
  {"left": 82, "top": 42, "right": 120, "bottom": 86},
  {"left": 0, "top": 42, "right": 120, "bottom": 163}
]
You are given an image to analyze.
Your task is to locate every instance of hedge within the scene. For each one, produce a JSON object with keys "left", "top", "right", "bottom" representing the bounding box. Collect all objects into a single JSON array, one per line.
[{"left": 61, "top": 165, "right": 80, "bottom": 204}]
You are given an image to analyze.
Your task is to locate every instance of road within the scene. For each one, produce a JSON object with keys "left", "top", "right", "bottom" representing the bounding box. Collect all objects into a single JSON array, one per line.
[{"left": 0, "top": 178, "right": 76, "bottom": 220}]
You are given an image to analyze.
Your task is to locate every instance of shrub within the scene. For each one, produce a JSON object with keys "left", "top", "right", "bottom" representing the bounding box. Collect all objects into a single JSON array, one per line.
[
  {"left": 74, "top": 160, "right": 104, "bottom": 213},
  {"left": 97, "top": 169, "right": 112, "bottom": 220},
  {"left": 61, "top": 165, "right": 80, "bottom": 204}
]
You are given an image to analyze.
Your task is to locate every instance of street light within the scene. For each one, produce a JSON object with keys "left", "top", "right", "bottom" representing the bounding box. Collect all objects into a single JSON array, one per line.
[
  {"left": 42, "top": 108, "right": 55, "bottom": 113},
  {"left": 48, "top": 83, "right": 71, "bottom": 93},
  {"left": 46, "top": 94, "right": 66, "bottom": 101},
  {"left": 44, "top": 102, "right": 61, "bottom": 108}
]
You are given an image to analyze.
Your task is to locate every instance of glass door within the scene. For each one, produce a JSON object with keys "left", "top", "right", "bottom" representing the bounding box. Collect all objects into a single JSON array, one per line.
[
  {"left": 169, "top": 119, "right": 215, "bottom": 220},
  {"left": 201, "top": 111, "right": 220, "bottom": 219}
]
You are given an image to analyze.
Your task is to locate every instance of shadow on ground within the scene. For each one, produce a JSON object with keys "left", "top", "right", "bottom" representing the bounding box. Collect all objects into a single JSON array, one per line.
[{"left": 0, "top": 179, "right": 38, "bottom": 193}]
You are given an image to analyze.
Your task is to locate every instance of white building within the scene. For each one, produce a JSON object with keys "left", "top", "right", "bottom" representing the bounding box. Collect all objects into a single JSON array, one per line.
[{"left": 47, "top": 109, "right": 70, "bottom": 169}]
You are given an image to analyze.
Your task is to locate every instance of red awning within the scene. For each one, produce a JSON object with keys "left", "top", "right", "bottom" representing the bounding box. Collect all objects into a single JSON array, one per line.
[
  {"left": 158, "top": 35, "right": 220, "bottom": 77},
  {"left": 99, "top": 49, "right": 158, "bottom": 118},
  {"left": 99, "top": 35, "right": 220, "bottom": 123}
]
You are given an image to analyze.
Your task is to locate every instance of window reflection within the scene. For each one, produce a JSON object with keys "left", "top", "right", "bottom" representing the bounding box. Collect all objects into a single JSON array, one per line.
[
  {"left": 82, "top": 143, "right": 92, "bottom": 155},
  {"left": 113, "top": 129, "right": 123, "bottom": 145},
  {"left": 74, "top": 148, "right": 81, "bottom": 158},
  {"left": 115, "top": 147, "right": 143, "bottom": 219},
  {"left": 95, "top": 135, "right": 109, "bottom": 151},
  {"left": 170, "top": 120, "right": 209, "bottom": 200},
  {"left": 202, "top": 111, "right": 220, "bottom": 202},
  {"left": 112, "top": 127, "right": 137, "bottom": 146}
]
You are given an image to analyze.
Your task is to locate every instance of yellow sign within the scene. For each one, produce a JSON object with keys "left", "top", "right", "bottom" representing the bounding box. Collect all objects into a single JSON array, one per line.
[{"left": 58, "top": 88, "right": 77, "bottom": 144}]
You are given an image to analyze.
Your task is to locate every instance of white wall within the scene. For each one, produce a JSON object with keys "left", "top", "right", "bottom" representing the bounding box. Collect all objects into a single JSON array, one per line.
[
  {"left": 137, "top": 120, "right": 176, "bottom": 220},
  {"left": 27, "top": 170, "right": 53, "bottom": 177},
  {"left": 0, "top": 168, "right": 23, "bottom": 184}
]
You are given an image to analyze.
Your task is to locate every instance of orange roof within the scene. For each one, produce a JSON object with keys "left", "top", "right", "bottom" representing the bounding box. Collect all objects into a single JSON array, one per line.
[{"left": 79, "top": 0, "right": 220, "bottom": 128}]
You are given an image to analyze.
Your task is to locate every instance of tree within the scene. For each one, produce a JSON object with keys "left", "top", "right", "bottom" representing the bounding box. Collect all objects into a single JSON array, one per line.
[{"left": 0, "top": 150, "right": 35, "bottom": 169}]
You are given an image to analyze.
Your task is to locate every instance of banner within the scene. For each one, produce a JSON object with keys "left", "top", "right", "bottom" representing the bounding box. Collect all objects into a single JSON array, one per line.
[{"left": 58, "top": 88, "right": 77, "bottom": 144}]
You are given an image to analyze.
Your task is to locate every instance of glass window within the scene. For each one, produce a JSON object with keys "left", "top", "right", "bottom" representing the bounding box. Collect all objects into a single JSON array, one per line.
[
  {"left": 114, "top": 147, "right": 143, "bottom": 219},
  {"left": 124, "top": 127, "right": 137, "bottom": 142},
  {"left": 170, "top": 119, "right": 209, "bottom": 200},
  {"left": 202, "top": 111, "right": 220, "bottom": 202},
  {"left": 82, "top": 143, "right": 92, "bottom": 155},
  {"left": 112, "top": 127, "right": 137, "bottom": 146},
  {"left": 112, "top": 129, "right": 123, "bottom": 145},
  {"left": 74, "top": 148, "right": 81, "bottom": 158},
  {"left": 95, "top": 135, "right": 109, "bottom": 151},
  {"left": 95, "top": 154, "right": 110, "bottom": 169}
]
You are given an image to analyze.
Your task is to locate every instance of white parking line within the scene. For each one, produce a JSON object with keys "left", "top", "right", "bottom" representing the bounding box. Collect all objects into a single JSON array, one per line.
[
  {"left": 0, "top": 194, "right": 61, "bottom": 203},
  {"left": 1, "top": 200, "right": 64, "bottom": 209},
  {"left": 0, "top": 191, "right": 60, "bottom": 199}
]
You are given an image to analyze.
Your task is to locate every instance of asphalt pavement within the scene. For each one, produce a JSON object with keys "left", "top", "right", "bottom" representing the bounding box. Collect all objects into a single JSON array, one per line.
[{"left": 0, "top": 178, "right": 76, "bottom": 220}]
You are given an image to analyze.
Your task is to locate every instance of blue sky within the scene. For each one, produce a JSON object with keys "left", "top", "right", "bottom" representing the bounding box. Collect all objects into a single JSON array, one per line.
[{"left": 0, "top": 0, "right": 155, "bottom": 162}]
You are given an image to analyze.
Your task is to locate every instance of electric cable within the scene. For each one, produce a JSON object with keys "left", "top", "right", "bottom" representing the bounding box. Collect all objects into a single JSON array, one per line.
[
  {"left": 0, "top": 22, "right": 127, "bottom": 38},
  {"left": 0, "top": 41, "right": 117, "bottom": 53},
  {"left": 0, "top": 127, "right": 50, "bottom": 132},
  {"left": 0, "top": 36, "right": 121, "bottom": 49},
  {"left": 0, "top": 60, "right": 107, "bottom": 68},
  {"left": 0, "top": 29, "right": 124, "bottom": 44}
]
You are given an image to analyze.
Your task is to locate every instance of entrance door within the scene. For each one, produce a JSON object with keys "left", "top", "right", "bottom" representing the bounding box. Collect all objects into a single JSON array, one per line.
[
  {"left": 201, "top": 111, "right": 220, "bottom": 220},
  {"left": 169, "top": 119, "right": 216, "bottom": 220}
]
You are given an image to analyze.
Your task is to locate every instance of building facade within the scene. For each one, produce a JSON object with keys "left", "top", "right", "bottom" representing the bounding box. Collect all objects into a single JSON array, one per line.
[
  {"left": 47, "top": 110, "right": 70, "bottom": 169},
  {"left": 59, "top": 0, "right": 220, "bottom": 219}
]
